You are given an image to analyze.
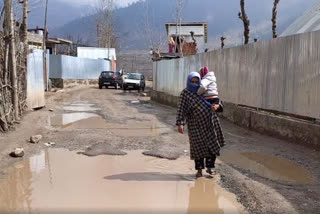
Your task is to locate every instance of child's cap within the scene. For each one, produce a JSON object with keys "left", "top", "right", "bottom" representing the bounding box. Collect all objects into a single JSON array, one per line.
[{"left": 199, "top": 67, "right": 209, "bottom": 78}]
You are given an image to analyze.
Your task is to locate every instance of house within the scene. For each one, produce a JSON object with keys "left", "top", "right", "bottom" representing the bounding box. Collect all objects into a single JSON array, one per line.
[
  {"left": 27, "top": 28, "right": 72, "bottom": 54},
  {"left": 77, "top": 47, "right": 117, "bottom": 71},
  {"left": 152, "top": 22, "right": 208, "bottom": 61},
  {"left": 165, "top": 22, "right": 208, "bottom": 54}
]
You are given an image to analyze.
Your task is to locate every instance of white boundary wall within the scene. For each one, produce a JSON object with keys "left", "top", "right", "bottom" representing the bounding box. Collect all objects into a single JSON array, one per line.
[{"left": 153, "top": 30, "right": 320, "bottom": 119}]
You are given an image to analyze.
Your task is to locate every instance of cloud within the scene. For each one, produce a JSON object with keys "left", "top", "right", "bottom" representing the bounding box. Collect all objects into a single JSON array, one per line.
[
  {"left": 116, "top": 0, "right": 142, "bottom": 7},
  {"left": 57, "top": 0, "right": 142, "bottom": 7}
]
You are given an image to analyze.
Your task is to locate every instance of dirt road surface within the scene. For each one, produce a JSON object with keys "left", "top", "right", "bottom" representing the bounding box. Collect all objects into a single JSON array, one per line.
[{"left": 0, "top": 86, "right": 319, "bottom": 214}]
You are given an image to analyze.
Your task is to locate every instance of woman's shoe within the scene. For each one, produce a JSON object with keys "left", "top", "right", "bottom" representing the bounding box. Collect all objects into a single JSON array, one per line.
[
  {"left": 206, "top": 168, "right": 215, "bottom": 175},
  {"left": 196, "top": 170, "right": 203, "bottom": 178}
]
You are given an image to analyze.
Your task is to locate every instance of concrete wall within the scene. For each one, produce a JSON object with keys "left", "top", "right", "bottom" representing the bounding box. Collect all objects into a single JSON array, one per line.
[
  {"left": 49, "top": 55, "right": 110, "bottom": 80},
  {"left": 153, "top": 30, "right": 320, "bottom": 120},
  {"left": 151, "top": 90, "right": 320, "bottom": 148},
  {"left": 27, "top": 50, "right": 46, "bottom": 109}
]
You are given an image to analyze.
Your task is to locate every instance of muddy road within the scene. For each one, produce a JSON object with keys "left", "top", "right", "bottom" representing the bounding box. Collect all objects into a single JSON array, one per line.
[{"left": 0, "top": 86, "right": 319, "bottom": 214}]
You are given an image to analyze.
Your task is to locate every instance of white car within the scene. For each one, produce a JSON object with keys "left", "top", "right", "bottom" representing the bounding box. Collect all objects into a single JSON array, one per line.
[{"left": 123, "top": 73, "right": 146, "bottom": 92}]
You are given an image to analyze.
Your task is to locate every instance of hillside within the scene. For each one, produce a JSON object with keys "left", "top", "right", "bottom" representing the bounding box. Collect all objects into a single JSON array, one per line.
[
  {"left": 51, "top": 0, "right": 316, "bottom": 50},
  {"left": 26, "top": 0, "right": 92, "bottom": 29}
]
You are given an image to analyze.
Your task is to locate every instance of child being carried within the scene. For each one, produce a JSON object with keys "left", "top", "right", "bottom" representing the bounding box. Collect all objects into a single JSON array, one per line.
[{"left": 197, "top": 67, "right": 222, "bottom": 112}]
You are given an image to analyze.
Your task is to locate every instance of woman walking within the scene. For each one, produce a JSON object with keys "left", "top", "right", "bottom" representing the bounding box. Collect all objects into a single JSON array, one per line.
[{"left": 176, "top": 72, "right": 225, "bottom": 178}]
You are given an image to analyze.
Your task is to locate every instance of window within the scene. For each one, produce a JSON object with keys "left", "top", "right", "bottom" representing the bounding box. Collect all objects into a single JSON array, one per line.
[
  {"left": 101, "top": 72, "right": 114, "bottom": 77},
  {"left": 127, "top": 74, "right": 141, "bottom": 80}
]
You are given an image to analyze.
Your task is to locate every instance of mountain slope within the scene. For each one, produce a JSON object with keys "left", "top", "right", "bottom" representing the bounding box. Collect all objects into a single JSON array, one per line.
[
  {"left": 26, "top": 0, "right": 92, "bottom": 29},
  {"left": 51, "top": 0, "right": 316, "bottom": 50}
]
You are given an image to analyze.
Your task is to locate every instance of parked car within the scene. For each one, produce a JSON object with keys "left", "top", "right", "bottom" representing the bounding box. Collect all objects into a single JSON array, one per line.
[
  {"left": 99, "top": 71, "right": 123, "bottom": 89},
  {"left": 123, "top": 73, "right": 146, "bottom": 92}
]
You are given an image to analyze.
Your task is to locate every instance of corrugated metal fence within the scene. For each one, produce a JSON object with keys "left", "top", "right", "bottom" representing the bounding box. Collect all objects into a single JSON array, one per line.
[
  {"left": 27, "top": 49, "right": 46, "bottom": 109},
  {"left": 153, "top": 30, "right": 320, "bottom": 119},
  {"left": 49, "top": 55, "right": 110, "bottom": 79}
]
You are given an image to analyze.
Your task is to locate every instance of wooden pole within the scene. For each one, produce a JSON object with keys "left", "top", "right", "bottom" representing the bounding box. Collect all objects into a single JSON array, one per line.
[{"left": 43, "top": 0, "right": 48, "bottom": 91}]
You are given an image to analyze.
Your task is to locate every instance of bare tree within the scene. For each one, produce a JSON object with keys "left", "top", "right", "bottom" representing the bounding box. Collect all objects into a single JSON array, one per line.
[
  {"left": 272, "top": 0, "right": 280, "bottom": 38},
  {"left": 0, "top": 0, "right": 30, "bottom": 131},
  {"left": 175, "top": 0, "right": 184, "bottom": 56},
  {"left": 43, "top": 0, "right": 48, "bottom": 90},
  {"left": 21, "top": 0, "right": 29, "bottom": 97},
  {"left": 21, "top": 0, "right": 28, "bottom": 62},
  {"left": 238, "top": 0, "right": 250, "bottom": 44},
  {"left": 142, "top": 1, "right": 154, "bottom": 49},
  {"left": 4, "top": 0, "right": 19, "bottom": 120},
  {"left": 96, "top": 0, "right": 118, "bottom": 56},
  {"left": 140, "top": 0, "right": 165, "bottom": 55},
  {"left": 220, "top": 36, "right": 226, "bottom": 49}
]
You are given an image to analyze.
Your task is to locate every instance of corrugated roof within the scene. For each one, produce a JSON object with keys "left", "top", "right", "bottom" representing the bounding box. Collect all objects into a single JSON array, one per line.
[{"left": 281, "top": 0, "right": 320, "bottom": 36}]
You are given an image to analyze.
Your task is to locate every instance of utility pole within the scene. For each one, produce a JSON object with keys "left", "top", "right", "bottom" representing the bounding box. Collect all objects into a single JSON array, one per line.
[
  {"left": 43, "top": 0, "right": 48, "bottom": 91},
  {"left": 4, "top": 0, "right": 19, "bottom": 120}
]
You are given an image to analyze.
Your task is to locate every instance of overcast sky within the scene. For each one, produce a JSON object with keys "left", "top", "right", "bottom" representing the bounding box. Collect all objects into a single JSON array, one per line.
[{"left": 57, "top": 0, "right": 142, "bottom": 7}]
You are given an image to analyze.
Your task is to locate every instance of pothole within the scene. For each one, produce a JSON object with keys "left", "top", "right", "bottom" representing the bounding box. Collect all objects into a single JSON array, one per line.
[
  {"left": 48, "top": 101, "right": 105, "bottom": 129},
  {"left": 219, "top": 152, "right": 314, "bottom": 184},
  {"left": 0, "top": 149, "right": 246, "bottom": 214},
  {"left": 63, "top": 104, "right": 101, "bottom": 112},
  {"left": 48, "top": 101, "right": 166, "bottom": 134},
  {"left": 49, "top": 113, "right": 104, "bottom": 129},
  {"left": 107, "top": 121, "right": 171, "bottom": 137}
]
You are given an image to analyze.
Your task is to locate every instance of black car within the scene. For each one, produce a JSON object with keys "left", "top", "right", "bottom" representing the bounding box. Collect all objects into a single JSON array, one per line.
[{"left": 99, "top": 71, "right": 123, "bottom": 89}]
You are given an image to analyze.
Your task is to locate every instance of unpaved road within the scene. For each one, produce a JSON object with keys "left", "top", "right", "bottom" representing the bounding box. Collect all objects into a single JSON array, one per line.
[{"left": 0, "top": 85, "right": 319, "bottom": 214}]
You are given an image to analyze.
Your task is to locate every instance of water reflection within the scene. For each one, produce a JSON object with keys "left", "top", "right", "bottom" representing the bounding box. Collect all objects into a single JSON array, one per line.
[
  {"left": 188, "top": 178, "right": 244, "bottom": 214},
  {"left": 0, "top": 149, "right": 245, "bottom": 214}
]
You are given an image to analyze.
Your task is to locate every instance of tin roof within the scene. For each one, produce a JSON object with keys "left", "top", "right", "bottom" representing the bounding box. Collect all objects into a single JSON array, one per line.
[{"left": 47, "top": 38, "right": 73, "bottom": 45}]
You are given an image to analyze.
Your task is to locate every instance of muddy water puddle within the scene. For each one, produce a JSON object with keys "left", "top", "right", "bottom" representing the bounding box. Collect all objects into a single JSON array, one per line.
[
  {"left": 49, "top": 101, "right": 103, "bottom": 128},
  {"left": 49, "top": 114, "right": 107, "bottom": 129},
  {"left": 0, "top": 149, "right": 245, "bottom": 214},
  {"left": 63, "top": 104, "right": 101, "bottom": 112},
  {"left": 107, "top": 121, "right": 171, "bottom": 137},
  {"left": 48, "top": 101, "right": 171, "bottom": 136},
  {"left": 49, "top": 114, "right": 170, "bottom": 136},
  {"left": 220, "top": 152, "right": 313, "bottom": 184}
]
